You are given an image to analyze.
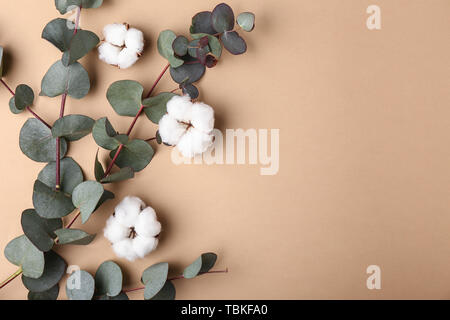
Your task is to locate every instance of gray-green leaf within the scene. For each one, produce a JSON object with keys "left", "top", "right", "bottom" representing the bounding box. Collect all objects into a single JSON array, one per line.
[
  {"left": 9, "top": 97, "right": 24, "bottom": 114},
  {"left": 52, "top": 114, "right": 95, "bottom": 141},
  {"left": 19, "top": 118, "right": 67, "bottom": 163},
  {"left": 109, "top": 139, "right": 154, "bottom": 172},
  {"left": 191, "top": 33, "right": 222, "bottom": 58},
  {"left": 237, "top": 12, "right": 255, "bottom": 32},
  {"left": 55, "top": 228, "right": 96, "bottom": 245},
  {"left": 42, "top": 18, "right": 73, "bottom": 52},
  {"left": 101, "top": 167, "right": 134, "bottom": 184},
  {"left": 142, "top": 262, "right": 169, "bottom": 300},
  {"left": 38, "top": 157, "right": 84, "bottom": 195},
  {"left": 221, "top": 31, "right": 247, "bottom": 55},
  {"left": 142, "top": 92, "right": 177, "bottom": 124},
  {"left": 28, "top": 285, "right": 59, "bottom": 300},
  {"left": 183, "top": 252, "right": 217, "bottom": 279},
  {"left": 55, "top": 0, "right": 103, "bottom": 14},
  {"left": 62, "top": 30, "right": 99, "bottom": 66},
  {"left": 66, "top": 270, "right": 95, "bottom": 300},
  {"left": 72, "top": 181, "right": 104, "bottom": 224},
  {"left": 95, "top": 261, "right": 123, "bottom": 297},
  {"left": 33, "top": 180, "right": 75, "bottom": 219},
  {"left": 150, "top": 280, "right": 176, "bottom": 300},
  {"left": 92, "top": 117, "right": 120, "bottom": 150},
  {"left": 15, "top": 84, "right": 35, "bottom": 110},
  {"left": 212, "top": 3, "right": 235, "bottom": 33},
  {"left": 94, "top": 150, "right": 105, "bottom": 182},
  {"left": 21, "top": 209, "right": 62, "bottom": 252},
  {"left": 106, "top": 80, "right": 143, "bottom": 117},
  {"left": 4, "top": 235, "right": 45, "bottom": 279},
  {"left": 157, "top": 30, "right": 184, "bottom": 68}
]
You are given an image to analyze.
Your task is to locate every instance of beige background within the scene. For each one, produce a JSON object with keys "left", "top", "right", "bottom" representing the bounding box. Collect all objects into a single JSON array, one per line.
[{"left": 0, "top": 0, "right": 449, "bottom": 299}]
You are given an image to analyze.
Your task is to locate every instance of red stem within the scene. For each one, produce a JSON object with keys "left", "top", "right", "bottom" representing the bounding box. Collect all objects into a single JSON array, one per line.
[{"left": 0, "top": 79, "right": 15, "bottom": 96}]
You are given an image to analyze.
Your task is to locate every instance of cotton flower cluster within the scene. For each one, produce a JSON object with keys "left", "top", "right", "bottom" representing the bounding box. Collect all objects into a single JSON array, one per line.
[
  {"left": 104, "top": 196, "right": 161, "bottom": 261},
  {"left": 159, "top": 95, "right": 215, "bottom": 158},
  {"left": 98, "top": 23, "right": 144, "bottom": 69}
]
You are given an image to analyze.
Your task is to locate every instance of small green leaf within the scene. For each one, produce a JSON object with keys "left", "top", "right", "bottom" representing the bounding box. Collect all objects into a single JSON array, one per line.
[
  {"left": 221, "top": 31, "right": 247, "bottom": 55},
  {"left": 15, "top": 84, "right": 35, "bottom": 110},
  {"left": 55, "top": 229, "right": 96, "bottom": 245},
  {"left": 212, "top": 3, "right": 235, "bottom": 33},
  {"left": 28, "top": 285, "right": 59, "bottom": 300},
  {"left": 19, "top": 118, "right": 67, "bottom": 163},
  {"left": 4, "top": 235, "right": 45, "bottom": 279},
  {"left": 38, "top": 157, "right": 84, "bottom": 195},
  {"left": 183, "top": 253, "right": 217, "bottom": 279},
  {"left": 21, "top": 209, "right": 62, "bottom": 252},
  {"left": 95, "top": 261, "right": 123, "bottom": 297},
  {"left": 156, "top": 131, "right": 162, "bottom": 144},
  {"left": 142, "top": 92, "right": 177, "bottom": 124},
  {"left": 62, "top": 30, "right": 99, "bottom": 66},
  {"left": 22, "top": 250, "right": 67, "bottom": 293},
  {"left": 172, "top": 36, "right": 189, "bottom": 56},
  {"left": 66, "top": 270, "right": 95, "bottom": 300},
  {"left": 42, "top": 18, "right": 73, "bottom": 52},
  {"left": 191, "top": 33, "right": 222, "bottom": 58},
  {"left": 180, "top": 83, "right": 199, "bottom": 99},
  {"left": 101, "top": 167, "right": 134, "bottom": 184},
  {"left": 170, "top": 61, "right": 206, "bottom": 85},
  {"left": 72, "top": 181, "right": 104, "bottom": 224},
  {"left": 142, "top": 262, "right": 169, "bottom": 300},
  {"left": 41, "top": 60, "right": 90, "bottom": 99},
  {"left": 52, "top": 114, "right": 95, "bottom": 141},
  {"left": 55, "top": 0, "right": 103, "bottom": 14},
  {"left": 106, "top": 80, "right": 143, "bottom": 117},
  {"left": 95, "top": 190, "right": 115, "bottom": 212},
  {"left": 92, "top": 117, "right": 120, "bottom": 150},
  {"left": 9, "top": 97, "right": 24, "bottom": 114},
  {"left": 237, "top": 12, "right": 255, "bottom": 32},
  {"left": 157, "top": 30, "right": 184, "bottom": 68},
  {"left": 109, "top": 139, "right": 154, "bottom": 172},
  {"left": 33, "top": 180, "right": 75, "bottom": 219},
  {"left": 150, "top": 280, "right": 176, "bottom": 300},
  {"left": 190, "top": 11, "right": 216, "bottom": 35},
  {"left": 94, "top": 150, "right": 105, "bottom": 182}
]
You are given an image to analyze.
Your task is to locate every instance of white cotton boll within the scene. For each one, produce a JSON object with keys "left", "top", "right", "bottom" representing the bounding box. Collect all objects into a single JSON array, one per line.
[
  {"left": 114, "top": 196, "right": 145, "bottom": 228},
  {"left": 176, "top": 127, "right": 214, "bottom": 158},
  {"left": 103, "top": 23, "right": 127, "bottom": 46},
  {"left": 117, "top": 48, "right": 139, "bottom": 69},
  {"left": 158, "top": 114, "right": 188, "bottom": 146},
  {"left": 113, "top": 239, "right": 138, "bottom": 261},
  {"left": 132, "top": 236, "right": 158, "bottom": 259},
  {"left": 135, "top": 207, "right": 161, "bottom": 238},
  {"left": 191, "top": 102, "right": 215, "bottom": 133},
  {"left": 125, "top": 28, "right": 144, "bottom": 53},
  {"left": 167, "top": 95, "right": 193, "bottom": 123},
  {"left": 98, "top": 42, "right": 121, "bottom": 66},
  {"left": 104, "top": 216, "right": 129, "bottom": 243}
]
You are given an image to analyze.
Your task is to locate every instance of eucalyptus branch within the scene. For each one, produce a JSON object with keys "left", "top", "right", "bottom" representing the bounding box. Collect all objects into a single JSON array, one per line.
[{"left": 0, "top": 267, "right": 22, "bottom": 290}]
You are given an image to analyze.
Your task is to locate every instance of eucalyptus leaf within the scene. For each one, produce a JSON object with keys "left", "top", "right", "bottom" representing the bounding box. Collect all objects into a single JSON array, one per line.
[
  {"left": 156, "top": 131, "right": 162, "bottom": 144},
  {"left": 106, "top": 80, "right": 143, "bottom": 117},
  {"left": 9, "top": 97, "right": 24, "bottom": 114},
  {"left": 62, "top": 30, "right": 99, "bottom": 66},
  {"left": 94, "top": 150, "right": 105, "bottom": 182},
  {"left": 38, "top": 157, "right": 84, "bottom": 195},
  {"left": 157, "top": 30, "right": 184, "bottom": 68},
  {"left": 41, "top": 60, "right": 90, "bottom": 99},
  {"left": 142, "top": 262, "right": 168, "bottom": 300},
  {"left": 33, "top": 180, "right": 75, "bottom": 219},
  {"left": 150, "top": 280, "right": 176, "bottom": 300},
  {"left": 170, "top": 62, "right": 206, "bottom": 85},
  {"left": 221, "top": 31, "right": 247, "bottom": 55},
  {"left": 15, "top": 84, "right": 34, "bottom": 110},
  {"left": 19, "top": 118, "right": 67, "bottom": 163},
  {"left": 212, "top": 3, "right": 235, "bottom": 33},
  {"left": 191, "top": 33, "right": 222, "bottom": 58},
  {"left": 92, "top": 117, "right": 120, "bottom": 150},
  {"left": 183, "top": 252, "right": 217, "bottom": 279},
  {"left": 190, "top": 11, "right": 216, "bottom": 35},
  {"left": 66, "top": 270, "right": 95, "bottom": 300},
  {"left": 22, "top": 250, "right": 67, "bottom": 293},
  {"left": 52, "top": 114, "right": 95, "bottom": 141},
  {"left": 21, "top": 209, "right": 62, "bottom": 252},
  {"left": 94, "top": 190, "right": 115, "bottom": 212},
  {"left": 101, "top": 167, "right": 134, "bottom": 184},
  {"left": 95, "top": 261, "right": 123, "bottom": 297},
  {"left": 72, "top": 181, "right": 104, "bottom": 224},
  {"left": 98, "top": 292, "right": 129, "bottom": 300},
  {"left": 28, "top": 285, "right": 59, "bottom": 300},
  {"left": 55, "top": 0, "right": 103, "bottom": 14},
  {"left": 172, "top": 36, "right": 189, "bottom": 57},
  {"left": 4, "top": 235, "right": 45, "bottom": 279},
  {"left": 181, "top": 83, "right": 199, "bottom": 99},
  {"left": 187, "top": 39, "right": 211, "bottom": 60},
  {"left": 109, "top": 139, "right": 154, "bottom": 172},
  {"left": 55, "top": 228, "right": 96, "bottom": 245},
  {"left": 142, "top": 92, "right": 177, "bottom": 124},
  {"left": 237, "top": 12, "right": 255, "bottom": 32},
  {"left": 42, "top": 18, "right": 73, "bottom": 52}
]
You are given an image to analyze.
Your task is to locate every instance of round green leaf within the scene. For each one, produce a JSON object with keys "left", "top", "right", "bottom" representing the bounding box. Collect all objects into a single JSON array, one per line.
[
  {"left": 150, "top": 280, "right": 176, "bottom": 300},
  {"left": 72, "top": 181, "right": 104, "bottom": 224},
  {"left": 52, "top": 114, "right": 95, "bottom": 141},
  {"left": 9, "top": 96, "right": 24, "bottom": 114},
  {"left": 190, "top": 11, "right": 216, "bottom": 35},
  {"left": 4, "top": 235, "right": 45, "bottom": 279},
  {"left": 94, "top": 150, "right": 105, "bottom": 182},
  {"left": 157, "top": 30, "right": 184, "bottom": 68},
  {"left": 33, "top": 180, "right": 75, "bottom": 219},
  {"left": 98, "top": 292, "right": 129, "bottom": 300},
  {"left": 172, "top": 36, "right": 189, "bottom": 57},
  {"left": 191, "top": 33, "right": 222, "bottom": 58},
  {"left": 38, "top": 157, "right": 84, "bottom": 195},
  {"left": 109, "top": 139, "right": 154, "bottom": 172},
  {"left": 28, "top": 285, "right": 59, "bottom": 300},
  {"left": 170, "top": 61, "right": 206, "bottom": 85},
  {"left": 101, "top": 167, "right": 135, "bottom": 184},
  {"left": 95, "top": 261, "right": 123, "bottom": 297},
  {"left": 183, "top": 252, "right": 218, "bottom": 279},
  {"left": 181, "top": 84, "right": 199, "bottom": 99},
  {"left": 41, "top": 60, "right": 90, "bottom": 99},
  {"left": 42, "top": 18, "right": 73, "bottom": 52},
  {"left": 62, "top": 30, "right": 100, "bottom": 66},
  {"left": 55, "top": 0, "right": 103, "bottom": 14},
  {"left": 142, "top": 92, "right": 177, "bottom": 124},
  {"left": 55, "top": 228, "right": 96, "bottom": 245},
  {"left": 237, "top": 12, "right": 255, "bottom": 32},
  {"left": 22, "top": 250, "right": 67, "bottom": 293},
  {"left": 21, "top": 209, "right": 62, "bottom": 252},
  {"left": 106, "top": 80, "right": 143, "bottom": 117},
  {"left": 187, "top": 39, "right": 211, "bottom": 59},
  {"left": 19, "top": 118, "right": 67, "bottom": 163},
  {"left": 15, "top": 84, "right": 35, "bottom": 110},
  {"left": 66, "top": 270, "right": 95, "bottom": 300},
  {"left": 92, "top": 117, "right": 120, "bottom": 150},
  {"left": 212, "top": 3, "right": 235, "bottom": 33},
  {"left": 221, "top": 31, "right": 247, "bottom": 55},
  {"left": 142, "top": 262, "right": 169, "bottom": 300}
]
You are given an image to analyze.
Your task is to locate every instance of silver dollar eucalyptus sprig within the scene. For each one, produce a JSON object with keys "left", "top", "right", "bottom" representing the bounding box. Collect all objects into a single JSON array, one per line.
[{"left": 0, "top": 1, "right": 255, "bottom": 300}]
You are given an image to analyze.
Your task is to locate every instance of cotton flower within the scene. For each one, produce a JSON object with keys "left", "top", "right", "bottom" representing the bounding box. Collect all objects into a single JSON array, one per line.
[
  {"left": 98, "top": 23, "right": 144, "bottom": 69},
  {"left": 104, "top": 196, "right": 161, "bottom": 261},
  {"left": 158, "top": 95, "right": 215, "bottom": 158}
]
